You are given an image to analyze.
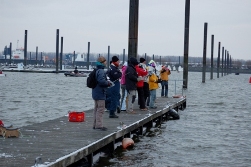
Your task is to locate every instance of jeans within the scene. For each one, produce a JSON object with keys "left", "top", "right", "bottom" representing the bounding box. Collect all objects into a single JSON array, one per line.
[
  {"left": 161, "top": 80, "right": 168, "bottom": 97},
  {"left": 120, "top": 84, "right": 126, "bottom": 108},
  {"left": 127, "top": 90, "right": 136, "bottom": 112},
  {"left": 149, "top": 89, "right": 156, "bottom": 108}
]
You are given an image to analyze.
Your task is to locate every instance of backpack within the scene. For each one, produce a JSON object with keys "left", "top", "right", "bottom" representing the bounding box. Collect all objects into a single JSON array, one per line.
[{"left": 86, "top": 68, "right": 98, "bottom": 88}]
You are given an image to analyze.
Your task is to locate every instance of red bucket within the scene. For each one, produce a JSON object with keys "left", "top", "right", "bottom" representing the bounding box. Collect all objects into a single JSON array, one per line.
[{"left": 68, "top": 111, "right": 85, "bottom": 122}]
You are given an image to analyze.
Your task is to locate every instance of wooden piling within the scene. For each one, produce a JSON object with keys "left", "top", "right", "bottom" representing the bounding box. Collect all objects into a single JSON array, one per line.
[
  {"left": 9, "top": 42, "right": 12, "bottom": 64},
  {"left": 87, "top": 42, "right": 90, "bottom": 70},
  {"left": 29, "top": 52, "right": 31, "bottom": 64},
  {"left": 107, "top": 45, "right": 110, "bottom": 68},
  {"left": 217, "top": 42, "right": 221, "bottom": 78},
  {"left": 128, "top": 0, "right": 139, "bottom": 58},
  {"left": 55, "top": 29, "right": 59, "bottom": 73},
  {"left": 36, "top": 46, "right": 38, "bottom": 65},
  {"left": 183, "top": 0, "right": 190, "bottom": 89},
  {"left": 123, "top": 49, "right": 125, "bottom": 64},
  {"left": 60, "top": 37, "right": 63, "bottom": 70},
  {"left": 227, "top": 51, "right": 229, "bottom": 75},
  {"left": 73, "top": 51, "right": 75, "bottom": 67},
  {"left": 210, "top": 35, "right": 214, "bottom": 80},
  {"left": 40, "top": 52, "right": 42, "bottom": 66},
  {"left": 24, "top": 30, "right": 28, "bottom": 66},
  {"left": 224, "top": 49, "right": 227, "bottom": 76},
  {"left": 221, "top": 47, "right": 224, "bottom": 77},
  {"left": 202, "top": 22, "right": 208, "bottom": 83}
]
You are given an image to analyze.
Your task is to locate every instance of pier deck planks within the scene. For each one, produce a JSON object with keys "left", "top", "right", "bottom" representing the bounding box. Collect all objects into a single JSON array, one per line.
[{"left": 0, "top": 97, "right": 186, "bottom": 167}]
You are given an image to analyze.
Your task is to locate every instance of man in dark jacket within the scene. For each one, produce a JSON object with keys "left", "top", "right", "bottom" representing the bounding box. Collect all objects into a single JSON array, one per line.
[
  {"left": 92, "top": 56, "right": 111, "bottom": 131},
  {"left": 125, "top": 57, "right": 139, "bottom": 113},
  {"left": 106, "top": 56, "right": 122, "bottom": 118}
]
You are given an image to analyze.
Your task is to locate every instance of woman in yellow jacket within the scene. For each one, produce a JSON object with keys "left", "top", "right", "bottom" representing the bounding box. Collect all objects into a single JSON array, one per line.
[
  {"left": 160, "top": 66, "right": 171, "bottom": 97},
  {"left": 148, "top": 66, "right": 159, "bottom": 109}
]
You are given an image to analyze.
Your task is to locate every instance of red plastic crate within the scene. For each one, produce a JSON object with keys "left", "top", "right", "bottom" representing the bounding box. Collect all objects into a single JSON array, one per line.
[{"left": 68, "top": 111, "right": 85, "bottom": 122}]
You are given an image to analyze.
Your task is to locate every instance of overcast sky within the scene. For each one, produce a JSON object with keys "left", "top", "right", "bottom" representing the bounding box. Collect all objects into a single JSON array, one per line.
[{"left": 1, "top": 0, "right": 251, "bottom": 61}]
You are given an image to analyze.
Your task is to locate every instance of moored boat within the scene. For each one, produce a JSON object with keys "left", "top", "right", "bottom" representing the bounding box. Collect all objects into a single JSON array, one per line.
[{"left": 64, "top": 71, "right": 87, "bottom": 77}]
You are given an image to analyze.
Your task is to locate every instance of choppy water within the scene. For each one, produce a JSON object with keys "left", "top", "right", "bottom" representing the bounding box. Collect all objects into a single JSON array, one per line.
[{"left": 1, "top": 71, "right": 251, "bottom": 167}]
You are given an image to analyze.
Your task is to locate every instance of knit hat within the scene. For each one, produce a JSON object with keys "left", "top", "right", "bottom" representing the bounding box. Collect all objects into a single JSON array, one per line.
[
  {"left": 97, "top": 56, "right": 106, "bottom": 63},
  {"left": 129, "top": 57, "right": 139, "bottom": 66},
  {"left": 112, "top": 56, "right": 119, "bottom": 62},
  {"left": 148, "top": 60, "right": 156, "bottom": 67},
  {"left": 140, "top": 57, "right": 146, "bottom": 63}
]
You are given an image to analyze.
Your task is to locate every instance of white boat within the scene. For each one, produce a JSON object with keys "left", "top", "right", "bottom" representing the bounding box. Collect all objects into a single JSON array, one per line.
[
  {"left": 6, "top": 48, "right": 24, "bottom": 60},
  {"left": 12, "top": 48, "right": 24, "bottom": 59}
]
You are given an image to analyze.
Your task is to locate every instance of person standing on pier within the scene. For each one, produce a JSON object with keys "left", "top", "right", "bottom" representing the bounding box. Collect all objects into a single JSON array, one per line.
[
  {"left": 139, "top": 58, "right": 150, "bottom": 107},
  {"left": 160, "top": 65, "right": 171, "bottom": 97},
  {"left": 136, "top": 59, "right": 148, "bottom": 110},
  {"left": 148, "top": 61, "right": 159, "bottom": 109},
  {"left": 125, "top": 57, "right": 139, "bottom": 113},
  {"left": 92, "top": 56, "right": 111, "bottom": 131},
  {"left": 106, "top": 56, "right": 122, "bottom": 118},
  {"left": 120, "top": 61, "right": 128, "bottom": 111}
]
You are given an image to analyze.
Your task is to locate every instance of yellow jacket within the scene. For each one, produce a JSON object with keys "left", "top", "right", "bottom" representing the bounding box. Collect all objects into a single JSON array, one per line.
[
  {"left": 148, "top": 74, "right": 159, "bottom": 90},
  {"left": 160, "top": 68, "right": 171, "bottom": 81}
]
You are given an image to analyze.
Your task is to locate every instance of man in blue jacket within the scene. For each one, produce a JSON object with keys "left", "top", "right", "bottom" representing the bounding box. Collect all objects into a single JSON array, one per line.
[
  {"left": 92, "top": 56, "right": 111, "bottom": 131},
  {"left": 106, "top": 56, "right": 122, "bottom": 118}
]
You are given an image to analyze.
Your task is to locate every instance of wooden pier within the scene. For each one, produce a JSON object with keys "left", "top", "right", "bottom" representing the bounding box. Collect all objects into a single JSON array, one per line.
[{"left": 0, "top": 97, "right": 186, "bottom": 167}]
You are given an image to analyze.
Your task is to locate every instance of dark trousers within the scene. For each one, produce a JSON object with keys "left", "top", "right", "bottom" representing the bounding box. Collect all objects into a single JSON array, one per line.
[
  {"left": 143, "top": 82, "right": 150, "bottom": 105},
  {"left": 137, "top": 87, "right": 146, "bottom": 109}
]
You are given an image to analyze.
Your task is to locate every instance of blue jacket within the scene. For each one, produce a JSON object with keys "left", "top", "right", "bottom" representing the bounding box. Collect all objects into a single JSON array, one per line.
[
  {"left": 107, "top": 64, "right": 122, "bottom": 82},
  {"left": 92, "top": 63, "right": 110, "bottom": 100}
]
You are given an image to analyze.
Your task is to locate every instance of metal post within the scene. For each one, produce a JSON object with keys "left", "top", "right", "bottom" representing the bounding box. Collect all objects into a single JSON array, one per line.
[
  {"left": 217, "top": 42, "right": 220, "bottom": 78},
  {"left": 144, "top": 53, "right": 146, "bottom": 61},
  {"left": 87, "top": 42, "right": 90, "bottom": 70},
  {"left": 56, "top": 29, "right": 59, "bottom": 73},
  {"left": 128, "top": 0, "right": 139, "bottom": 59},
  {"left": 152, "top": 54, "right": 154, "bottom": 60},
  {"left": 60, "top": 37, "right": 63, "bottom": 70},
  {"left": 210, "top": 35, "right": 214, "bottom": 80},
  {"left": 183, "top": 0, "right": 190, "bottom": 89},
  {"left": 202, "top": 22, "right": 208, "bottom": 83},
  {"left": 24, "top": 30, "right": 28, "bottom": 66}
]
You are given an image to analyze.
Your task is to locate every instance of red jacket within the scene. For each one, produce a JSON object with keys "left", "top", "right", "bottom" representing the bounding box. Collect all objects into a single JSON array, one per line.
[{"left": 135, "top": 65, "right": 148, "bottom": 87}]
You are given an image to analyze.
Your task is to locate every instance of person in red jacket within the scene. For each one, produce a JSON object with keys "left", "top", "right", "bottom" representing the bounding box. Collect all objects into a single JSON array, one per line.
[{"left": 136, "top": 64, "right": 148, "bottom": 110}]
